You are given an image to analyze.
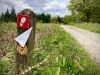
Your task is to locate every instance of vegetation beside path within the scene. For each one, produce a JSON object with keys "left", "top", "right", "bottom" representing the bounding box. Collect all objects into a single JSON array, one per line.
[
  {"left": 71, "top": 22, "right": 100, "bottom": 34},
  {"left": 0, "top": 22, "right": 100, "bottom": 75}
]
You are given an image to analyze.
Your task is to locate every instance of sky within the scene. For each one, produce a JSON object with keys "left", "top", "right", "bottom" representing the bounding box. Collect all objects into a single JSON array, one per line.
[{"left": 0, "top": 0, "right": 71, "bottom": 17}]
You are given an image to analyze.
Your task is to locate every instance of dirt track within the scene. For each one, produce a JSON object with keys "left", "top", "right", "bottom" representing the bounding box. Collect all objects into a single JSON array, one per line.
[{"left": 61, "top": 25, "right": 100, "bottom": 62}]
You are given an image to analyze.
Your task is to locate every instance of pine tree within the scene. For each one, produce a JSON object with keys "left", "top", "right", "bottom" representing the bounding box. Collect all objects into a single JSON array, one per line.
[
  {"left": 45, "top": 14, "right": 51, "bottom": 23},
  {"left": 10, "top": 7, "right": 17, "bottom": 22},
  {"left": 4, "top": 9, "right": 10, "bottom": 22},
  {"left": 0, "top": 12, "right": 5, "bottom": 22}
]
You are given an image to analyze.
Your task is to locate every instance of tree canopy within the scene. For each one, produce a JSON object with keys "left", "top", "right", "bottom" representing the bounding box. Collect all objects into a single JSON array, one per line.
[
  {"left": 0, "top": 7, "right": 17, "bottom": 22},
  {"left": 10, "top": 7, "right": 17, "bottom": 22},
  {"left": 37, "top": 13, "right": 51, "bottom": 23},
  {"left": 67, "top": 0, "right": 100, "bottom": 22}
]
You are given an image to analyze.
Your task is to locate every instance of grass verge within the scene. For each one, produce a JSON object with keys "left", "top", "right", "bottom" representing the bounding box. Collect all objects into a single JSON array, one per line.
[{"left": 71, "top": 22, "right": 100, "bottom": 34}]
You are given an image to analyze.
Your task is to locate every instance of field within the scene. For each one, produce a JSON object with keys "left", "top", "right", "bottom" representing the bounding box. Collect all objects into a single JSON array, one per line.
[{"left": 0, "top": 22, "right": 100, "bottom": 75}]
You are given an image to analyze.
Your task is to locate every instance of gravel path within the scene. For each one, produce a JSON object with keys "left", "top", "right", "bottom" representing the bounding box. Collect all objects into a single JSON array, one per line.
[{"left": 61, "top": 25, "right": 100, "bottom": 62}]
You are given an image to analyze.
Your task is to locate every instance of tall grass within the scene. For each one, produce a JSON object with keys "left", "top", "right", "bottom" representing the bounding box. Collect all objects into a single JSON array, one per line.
[
  {"left": 33, "top": 23, "right": 100, "bottom": 75},
  {"left": 0, "top": 22, "right": 100, "bottom": 75},
  {"left": 0, "top": 22, "right": 16, "bottom": 75},
  {"left": 71, "top": 22, "right": 100, "bottom": 34}
]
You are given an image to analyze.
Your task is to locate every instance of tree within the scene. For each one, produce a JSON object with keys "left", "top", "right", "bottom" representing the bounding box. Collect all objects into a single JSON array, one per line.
[
  {"left": 57, "top": 16, "right": 61, "bottom": 23},
  {"left": 40, "top": 13, "right": 45, "bottom": 23},
  {"left": 10, "top": 7, "right": 17, "bottom": 22},
  {"left": 0, "top": 12, "right": 5, "bottom": 22},
  {"left": 76, "top": 12, "right": 86, "bottom": 21},
  {"left": 91, "top": 8, "right": 100, "bottom": 23},
  {"left": 36, "top": 13, "right": 51, "bottom": 23},
  {"left": 45, "top": 14, "right": 51, "bottom": 23},
  {"left": 63, "top": 15, "right": 75, "bottom": 24},
  {"left": 67, "top": 0, "right": 100, "bottom": 22},
  {"left": 0, "top": 7, "right": 17, "bottom": 22},
  {"left": 4, "top": 9, "right": 10, "bottom": 22},
  {"left": 63, "top": 10, "right": 76, "bottom": 24},
  {"left": 50, "top": 16, "right": 57, "bottom": 23},
  {"left": 51, "top": 15, "right": 64, "bottom": 24}
]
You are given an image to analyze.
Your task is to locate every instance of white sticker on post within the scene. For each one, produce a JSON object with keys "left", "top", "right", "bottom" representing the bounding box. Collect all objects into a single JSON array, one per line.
[{"left": 15, "top": 27, "right": 32, "bottom": 47}]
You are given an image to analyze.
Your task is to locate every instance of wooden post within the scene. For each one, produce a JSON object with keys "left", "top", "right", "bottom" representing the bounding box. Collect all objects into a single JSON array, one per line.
[{"left": 15, "top": 9, "right": 36, "bottom": 75}]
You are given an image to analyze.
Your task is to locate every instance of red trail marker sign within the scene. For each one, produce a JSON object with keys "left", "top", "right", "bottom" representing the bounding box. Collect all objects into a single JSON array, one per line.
[{"left": 17, "top": 14, "right": 30, "bottom": 29}]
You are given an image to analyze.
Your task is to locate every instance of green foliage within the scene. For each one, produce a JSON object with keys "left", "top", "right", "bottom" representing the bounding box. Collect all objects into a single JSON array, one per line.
[
  {"left": 50, "top": 16, "right": 62, "bottom": 24},
  {"left": 0, "top": 7, "right": 17, "bottom": 22},
  {"left": 37, "top": 14, "right": 62, "bottom": 24},
  {"left": 71, "top": 22, "right": 100, "bottom": 34},
  {"left": 91, "top": 5, "right": 100, "bottom": 23},
  {"left": 0, "top": 22, "right": 16, "bottom": 36},
  {"left": 0, "top": 12, "right": 5, "bottom": 22},
  {"left": 10, "top": 7, "right": 17, "bottom": 22},
  {"left": 76, "top": 12, "right": 86, "bottom": 22},
  {"left": 0, "top": 22, "right": 16, "bottom": 75},
  {"left": 4, "top": 9, "right": 10, "bottom": 22},
  {"left": 37, "top": 13, "right": 51, "bottom": 23},
  {"left": 55, "top": 67, "right": 60, "bottom": 75},
  {"left": 0, "top": 43, "right": 15, "bottom": 74},
  {"left": 0, "top": 52, "right": 15, "bottom": 75},
  {"left": 33, "top": 23, "right": 100, "bottom": 75},
  {"left": 67, "top": 0, "right": 100, "bottom": 22},
  {"left": 0, "top": 22, "right": 100, "bottom": 75},
  {"left": 63, "top": 10, "right": 77, "bottom": 24},
  {"left": 63, "top": 15, "right": 76, "bottom": 24}
]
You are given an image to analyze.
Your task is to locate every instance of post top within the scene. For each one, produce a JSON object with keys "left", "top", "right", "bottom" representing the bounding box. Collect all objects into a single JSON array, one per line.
[{"left": 18, "top": 9, "right": 36, "bottom": 17}]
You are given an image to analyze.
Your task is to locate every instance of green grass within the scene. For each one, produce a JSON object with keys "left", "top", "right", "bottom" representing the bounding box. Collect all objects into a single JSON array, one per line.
[
  {"left": 33, "top": 23, "right": 100, "bottom": 75},
  {"left": 0, "top": 22, "right": 16, "bottom": 75},
  {"left": 71, "top": 22, "right": 100, "bottom": 34},
  {"left": 0, "top": 22, "right": 100, "bottom": 75},
  {"left": 0, "top": 22, "right": 16, "bottom": 36}
]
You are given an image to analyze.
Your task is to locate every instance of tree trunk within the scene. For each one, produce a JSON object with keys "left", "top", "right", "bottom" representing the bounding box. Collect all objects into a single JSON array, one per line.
[{"left": 86, "top": 13, "right": 91, "bottom": 22}]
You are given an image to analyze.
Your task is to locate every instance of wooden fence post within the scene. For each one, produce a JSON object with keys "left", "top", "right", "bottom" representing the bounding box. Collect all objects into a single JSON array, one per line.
[{"left": 15, "top": 9, "right": 36, "bottom": 75}]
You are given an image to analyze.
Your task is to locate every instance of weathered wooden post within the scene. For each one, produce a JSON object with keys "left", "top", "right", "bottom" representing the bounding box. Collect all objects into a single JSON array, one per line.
[{"left": 15, "top": 9, "right": 36, "bottom": 75}]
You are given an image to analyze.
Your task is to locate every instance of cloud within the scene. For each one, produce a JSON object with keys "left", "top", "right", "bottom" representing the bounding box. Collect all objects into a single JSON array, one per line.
[
  {"left": 0, "top": 0, "right": 70, "bottom": 17},
  {"left": 44, "top": 0, "right": 66, "bottom": 11},
  {"left": 0, "top": 0, "right": 26, "bottom": 14},
  {"left": 43, "top": 0, "right": 70, "bottom": 17},
  {"left": 23, "top": 0, "right": 46, "bottom": 7},
  {"left": 21, "top": 0, "right": 47, "bottom": 14},
  {"left": 0, "top": 0, "right": 46, "bottom": 15}
]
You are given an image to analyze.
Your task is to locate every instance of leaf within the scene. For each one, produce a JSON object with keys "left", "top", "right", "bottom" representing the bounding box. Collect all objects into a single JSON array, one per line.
[
  {"left": 56, "top": 57, "right": 59, "bottom": 63},
  {"left": 55, "top": 67, "right": 60, "bottom": 75},
  {"left": 47, "top": 67, "right": 52, "bottom": 75},
  {"left": 63, "top": 57, "right": 66, "bottom": 67}
]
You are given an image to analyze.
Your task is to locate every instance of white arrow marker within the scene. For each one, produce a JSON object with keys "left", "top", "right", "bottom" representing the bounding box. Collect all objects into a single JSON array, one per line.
[{"left": 15, "top": 27, "right": 32, "bottom": 47}]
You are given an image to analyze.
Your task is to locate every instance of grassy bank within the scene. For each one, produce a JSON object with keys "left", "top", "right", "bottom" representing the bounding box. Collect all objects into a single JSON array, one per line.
[
  {"left": 0, "top": 22, "right": 100, "bottom": 75},
  {"left": 71, "top": 22, "right": 100, "bottom": 34}
]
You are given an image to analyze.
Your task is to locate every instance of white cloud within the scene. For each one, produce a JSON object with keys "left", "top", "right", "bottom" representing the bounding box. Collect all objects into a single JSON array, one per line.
[
  {"left": 0, "top": 0, "right": 22, "bottom": 14},
  {"left": 0, "top": 0, "right": 71, "bottom": 17},
  {"left": 44, "top": 0, "right": 66, "bottom": 11},
  {"left": 43, "top": 0, "right": 70, "bottom": 17}
]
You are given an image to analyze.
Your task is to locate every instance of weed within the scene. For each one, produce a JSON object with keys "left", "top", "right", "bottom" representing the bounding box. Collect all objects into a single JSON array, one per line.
[
  {"left": 33, "top": 23, "right": 100, "bottom": 75},
  {"left": 0, "top": 22, "right": 100, "bottom": 75}
]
